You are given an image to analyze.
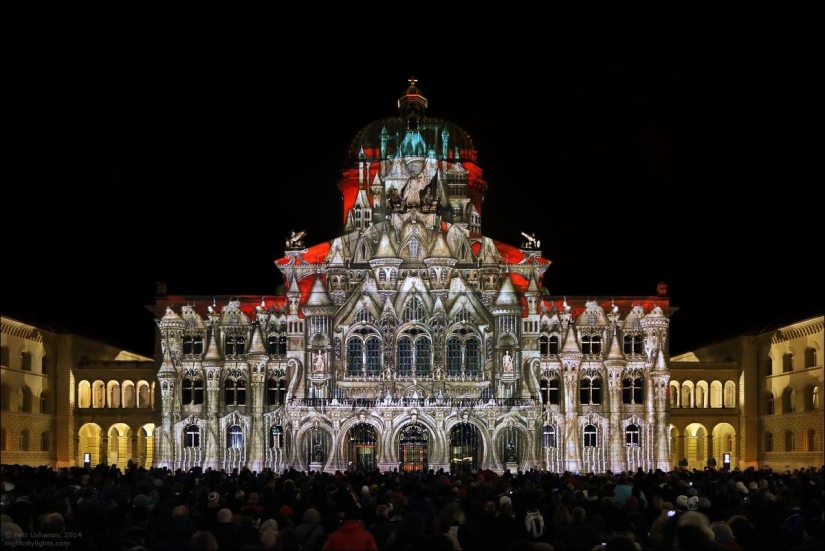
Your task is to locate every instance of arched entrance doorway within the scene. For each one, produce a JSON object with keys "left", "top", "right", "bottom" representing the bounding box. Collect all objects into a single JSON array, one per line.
[
  {"left": 499, "top": 423, "right": 523, "bottom": 468},
  {"left": 347, "top": 422, "right": 378, "bottom": 472},
  {"left": 137, "top": 424, "right": 156, "bottom": 468},
  {"left": 449, "top": 422, "right": 480, "bottom": 474},
  {"left": 77, "top": 423, "right": 102, "bottom": 466},
  {"left": 398, "top": 421, "right": 429, "bottom": 472},
  {"left": 108, "top": 423, "right": 133, "bottom": 471},
  {"left": 303, "top": 422, "right": 330, "bottom": 471}
]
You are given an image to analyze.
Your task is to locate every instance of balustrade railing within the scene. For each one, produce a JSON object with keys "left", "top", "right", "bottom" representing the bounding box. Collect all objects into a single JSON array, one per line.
[{"left": 289, "top": 396, "right": 539, "bottom": 411}]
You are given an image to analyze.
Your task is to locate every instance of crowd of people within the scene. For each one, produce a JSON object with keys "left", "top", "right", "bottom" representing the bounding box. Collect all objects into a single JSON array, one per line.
[{"left": 0, "top": 461, "right": 822, "bottom": 550}]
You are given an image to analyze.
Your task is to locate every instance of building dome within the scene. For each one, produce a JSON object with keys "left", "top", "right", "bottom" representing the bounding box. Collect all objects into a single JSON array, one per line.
[
  {"left": 346, "top": 78, "right": 478, "bottom": 164},
  {"left": 336, "top": 78, "right": 487, "bottom": 234},
  {"left": 347, "top": 116, "right": 478, "bottom": 164}
]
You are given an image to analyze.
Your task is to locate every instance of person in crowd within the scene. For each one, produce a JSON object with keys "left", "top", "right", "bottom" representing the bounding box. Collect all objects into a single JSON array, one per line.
[
  {"left": 295, "top": 507, "right": 327, "bottom": 551},
  {"left": 368, "top": 503, "right": 398, "bottom": 550},
  {"left": 558, "top": 506, "right": 601, "bottom": 551},
  {"left": 385, "top": 510, "right": 428, "bottom": 551},
  {"left": 2, "top": 463, "right": 824, "bottom": 551},
  {"left": 189, "top": 530, "right": 219, "bottom": 551},
  {"left": 323, "top": 506, "right": 378, "bottom": 551}
]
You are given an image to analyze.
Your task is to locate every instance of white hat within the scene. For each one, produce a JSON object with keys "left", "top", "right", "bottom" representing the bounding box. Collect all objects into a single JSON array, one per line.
[{"left": 687, "top": 496, "right": 699, "bottom": 510}]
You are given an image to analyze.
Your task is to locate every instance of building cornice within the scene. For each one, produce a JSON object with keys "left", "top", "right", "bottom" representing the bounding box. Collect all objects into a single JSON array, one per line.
[{"left": 763, "top": 317, "right": 824, "bottom": 345}]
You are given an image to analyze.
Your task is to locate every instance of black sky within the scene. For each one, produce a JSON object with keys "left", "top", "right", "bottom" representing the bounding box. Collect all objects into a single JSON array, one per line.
[{"left": 4, "top": 22, "right": 820, "bottom": 359}]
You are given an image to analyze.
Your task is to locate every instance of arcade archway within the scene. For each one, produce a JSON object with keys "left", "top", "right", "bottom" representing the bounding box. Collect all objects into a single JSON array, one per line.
[
  {"left": 449, "top": 422, "right": 480, "bottom": 474},
  {"left": 398, "top": 421, "right": 429, "bottom": 472},
  {"left": 346, "top": 422, "right": 378, "bottom": 472}
]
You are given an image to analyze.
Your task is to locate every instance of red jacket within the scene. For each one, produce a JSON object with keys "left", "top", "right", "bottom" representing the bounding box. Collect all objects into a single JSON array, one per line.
[{"left": 322, "top": 520, "right": 378, "bottom": 551}]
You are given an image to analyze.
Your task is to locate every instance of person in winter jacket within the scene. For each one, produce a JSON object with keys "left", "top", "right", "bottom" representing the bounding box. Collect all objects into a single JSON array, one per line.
[{"left": 323, "top": 507, "right": 378, "bottom": 551}]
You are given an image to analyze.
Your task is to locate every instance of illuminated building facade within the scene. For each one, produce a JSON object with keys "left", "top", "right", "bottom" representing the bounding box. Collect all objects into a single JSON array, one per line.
[
  {"left": 0, "top": 315, "right": 156, "bottom": 468},
  {"left": 670, "top": 315, "right": 824, "bottom": 471},
  {"left": 148, "top": 79, "right": 677, "bottom": 474}
]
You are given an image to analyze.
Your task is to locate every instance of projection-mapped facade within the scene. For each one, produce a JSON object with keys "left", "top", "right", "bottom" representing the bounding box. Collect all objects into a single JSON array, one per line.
[{"left": 150, "top": 79, "right": 676, "bottom": 474}]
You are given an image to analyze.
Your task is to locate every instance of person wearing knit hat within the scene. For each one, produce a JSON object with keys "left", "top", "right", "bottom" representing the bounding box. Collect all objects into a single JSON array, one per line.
[
  {"left": 710, "top": 521, "right": 739, "bottom": 550},
  {"left": 687, "top": 496, "right": 699, "bottom": 511},
  {"left": 213, "top": 508, "right": 237, "bottom": 551},
  {"left": 259, "top": 518, "right": 279, "bottom": 535},
  {"left": 295, "top": 508, "right": 324, "bottom": 550},
  {"left": 240, "top": 492, "right": 263, "bottom": 521},
  {"left": 132, "top": 494, "right": 149, "bottom": 509},
  {"left": 207, "top": 492, "right": 221, "bottom": 509},
  {"left": 676, "top": 495, "right": 689, "bottom": 510},
  {"left": 360, "top": 486, "right": 374, "bottom": 508}
]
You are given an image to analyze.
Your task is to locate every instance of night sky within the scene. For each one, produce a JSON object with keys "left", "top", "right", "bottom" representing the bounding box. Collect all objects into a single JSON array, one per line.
[{"left": 4, "top": 23, "right": 820, "bottom": 359}]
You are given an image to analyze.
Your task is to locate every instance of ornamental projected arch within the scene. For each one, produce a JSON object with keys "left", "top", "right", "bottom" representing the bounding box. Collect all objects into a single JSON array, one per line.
[
  {"left": 497, "top": 420, "right": 525, "bottom": 467},
  {"left": 301, "top": 421, "right": 331, "bottom": 471},
  {"left": 398, "top": 420, "right": 430, "bottom": 472},
  {"left": 449, "top": 420, "right": 480, "bottom": 474},
  {"left": 347, "top": 421, "right": 378, "bottom": 472}
]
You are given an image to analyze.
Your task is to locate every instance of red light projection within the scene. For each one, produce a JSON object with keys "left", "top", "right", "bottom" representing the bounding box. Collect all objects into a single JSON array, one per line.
[
  {"left": 336, "top": 160, "right": 487, "bottom": 228},
  {"left": 276, "top": 242, "right": 331, "bottom": 266},
  {"left": 540, "top": 298, "right": 672, "bottom": 319}
]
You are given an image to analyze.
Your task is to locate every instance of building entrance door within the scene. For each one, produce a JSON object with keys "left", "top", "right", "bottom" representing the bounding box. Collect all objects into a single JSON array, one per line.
[
  {"left": 347, "top": 422, "right": 378, "bottom": 471},
  {"left": 398, "top": 422, "right": 429, "bottom": 472},
  {"left": 449, "top": 422, "right": 480, "bottom": 474}
]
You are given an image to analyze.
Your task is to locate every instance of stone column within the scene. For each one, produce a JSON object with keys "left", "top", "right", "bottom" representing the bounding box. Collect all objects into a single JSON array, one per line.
[
  {"left": 563, "top": 367, "right": 582, "bottom": 472},
  {"left": 705, "top": 434, "right": 714, "bottom": 468},
  {"left": 650, "top": 373, "right": 671, "bottom": 471},
  {"left": 205, "top": 367, "right": 220, "bottom": 471},
  {"left": 607, "top": 367, "right": 625, "bottom": 473},
  {"left": 249, "top": 362, "right": 265, "bottom": 472},
  {"left": 100, "top": 436, "right": 109, "bottom": 467}
]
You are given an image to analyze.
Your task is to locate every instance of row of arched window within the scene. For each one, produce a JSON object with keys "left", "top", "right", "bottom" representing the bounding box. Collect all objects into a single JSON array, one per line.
[
  {"left": 764, "top": 386, "right": 821, "bottom": 415},
  {"left": 776, "top": 348, "right": 819, "bottom": 374},
  {"left": 538, "top": 377, "right": 645, "bottom": 405},
  {"left": 541, "top": 424, "right": 641, "bottom": 447},
  {"left": 0, "top": 347, "right": 51, "bottom": 374},
  {"left": 183, "top": 424, "right": 284, "bottom": 448},
  {"left": 0, "top": 428, "right": 50, "bottom": 451},
  {"left": 180, "top": 333, "right": 288, "bottom": 357},
  {"left": 77, "top": 380, "right": 154, "bottom": 409},
  {"left": 539, "top": 334, "right": 645, "bottom": 356},
  {"left": 180, "top": 377, "right": 288, "bottom": 406},
  {"left": 181, "top": 422, "right": 638, "bottom": 452},
  {"left": 669, "top": 380, "right": 737, "bottom": 408},
  {"left": 0, "top": 384, "right": 50, "bottom": 413},
  {"left": 764, "top": 429, "right": 818, "bottom": 452},
  {"left": 343, "top": 323, "right": 483, "bottom": 378}
]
